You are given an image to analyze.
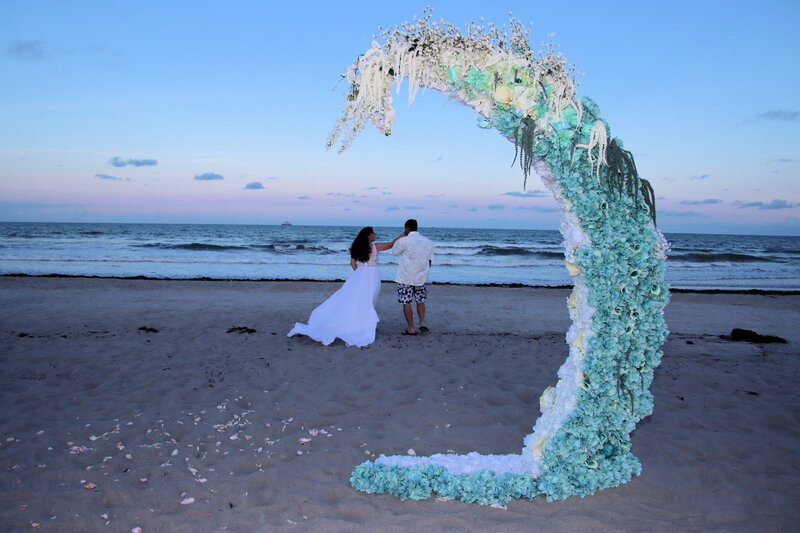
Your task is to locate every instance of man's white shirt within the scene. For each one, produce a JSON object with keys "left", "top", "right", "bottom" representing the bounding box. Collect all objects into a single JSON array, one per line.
[{"left": 392, "top": 231, "right": 434, "bottom": 286}]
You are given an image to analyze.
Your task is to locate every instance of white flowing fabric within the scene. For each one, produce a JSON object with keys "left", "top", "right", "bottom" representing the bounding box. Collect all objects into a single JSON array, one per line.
[{"left": 288, "top": 245, "right": 381, "bottom": 347}]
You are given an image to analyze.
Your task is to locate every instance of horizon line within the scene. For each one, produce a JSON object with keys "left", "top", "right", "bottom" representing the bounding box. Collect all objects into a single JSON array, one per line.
[{"left": 1, "top": 219, "right": 798, "bottom": 238}]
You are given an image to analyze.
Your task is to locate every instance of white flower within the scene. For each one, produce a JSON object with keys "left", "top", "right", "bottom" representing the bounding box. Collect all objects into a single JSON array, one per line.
[
  {"left": 539, "top": 386, "right": 556, "bottom": 414},
  {"left": 492, "top": 86, "right": 513, "bottom": 104}
]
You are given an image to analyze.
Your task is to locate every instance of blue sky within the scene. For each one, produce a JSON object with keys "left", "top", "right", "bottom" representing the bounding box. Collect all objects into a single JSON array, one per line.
[{"left": 1, "top": 1, "right": 798, "bottom": 234}]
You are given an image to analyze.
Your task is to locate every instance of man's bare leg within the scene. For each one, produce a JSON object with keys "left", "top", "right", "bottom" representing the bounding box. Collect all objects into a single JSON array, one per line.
[
  {"left": 403, "top": 303, "right": 416, "bottom": 334},
  {"left": 417, "top": 302, "right": 426, "bottom": 330}
]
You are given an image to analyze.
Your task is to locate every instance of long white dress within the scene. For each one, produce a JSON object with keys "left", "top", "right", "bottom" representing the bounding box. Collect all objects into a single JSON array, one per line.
[{"left": 287, "top": 243, "right": 381, "bottom": 347}]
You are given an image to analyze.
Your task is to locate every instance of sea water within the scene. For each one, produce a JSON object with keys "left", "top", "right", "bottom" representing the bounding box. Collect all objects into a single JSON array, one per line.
[{"left": 0, "top": 222, "right": 798, "bottom": 290}]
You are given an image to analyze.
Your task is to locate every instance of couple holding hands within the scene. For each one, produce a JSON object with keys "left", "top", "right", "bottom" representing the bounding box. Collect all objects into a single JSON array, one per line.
[{"left": 288, "top": 219, "right": 434, "bottom": 347}]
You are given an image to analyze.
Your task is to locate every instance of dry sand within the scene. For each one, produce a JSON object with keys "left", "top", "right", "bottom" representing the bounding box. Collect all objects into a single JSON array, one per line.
[{"left": 1, "top": 276, "right": 798, "bottom": 532}]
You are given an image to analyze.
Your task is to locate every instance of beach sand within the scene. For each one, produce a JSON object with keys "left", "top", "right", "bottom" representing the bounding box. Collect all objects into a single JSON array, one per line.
[{"left": 1, "top": 276, "right": 798, "bottom": 532}]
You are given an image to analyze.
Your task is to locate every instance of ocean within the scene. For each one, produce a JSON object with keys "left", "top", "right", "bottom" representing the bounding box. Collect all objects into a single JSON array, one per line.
[{"left": 0, "top": 222, "right": 798, "bottom": 291}]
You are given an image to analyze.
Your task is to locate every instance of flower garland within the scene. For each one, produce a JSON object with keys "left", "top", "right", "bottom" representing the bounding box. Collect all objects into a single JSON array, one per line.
[{"left": 330, "top": 10, "right": 670, "bottom": 504}]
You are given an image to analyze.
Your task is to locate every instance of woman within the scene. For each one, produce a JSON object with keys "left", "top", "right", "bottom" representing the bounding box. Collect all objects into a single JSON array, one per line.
[{"left": 288, "top": 227, "right": 405, "bottom": 347}]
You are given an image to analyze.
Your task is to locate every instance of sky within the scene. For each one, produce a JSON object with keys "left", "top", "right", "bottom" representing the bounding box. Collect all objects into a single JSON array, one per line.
[{"left": 1, "top": 1, "right": 799, "bottom": 235}]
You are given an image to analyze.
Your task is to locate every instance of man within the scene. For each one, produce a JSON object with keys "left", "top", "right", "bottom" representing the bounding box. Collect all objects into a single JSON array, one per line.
[{"left": 392, "top": 219, "right": 434, "bottom": 335}]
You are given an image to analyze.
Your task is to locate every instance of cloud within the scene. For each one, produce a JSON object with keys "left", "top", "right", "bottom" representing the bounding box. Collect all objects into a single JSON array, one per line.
[
  {"left": 448, "top": 204, "right": 459, "bottom": 208},
  {"left": 385, "top": 206, "right": 399, "bottom": 212},
  {"left": 8, "top": 40, "right": 123, "bottom": 66},
  {"left": 517, "top": 205, "right": 559, "bottom": 212},
  {"left": 425, "top": 194, "right": 445, "bottom": 198},
  {"left": 502, "top": 189, "right": 549, "bottom": 198},
  {"left": 381, "top": 191, "right": 393, "bottom": 196},
  {"left": 194, "top": 172, "right": 224, "bottom": 181},
  {"left": 752, "top": 110, "right": 800, "bottom": 122},
  {"left": 690, "top": 173, "right": 710, "bottom": 181},
  {"left": 467, "top": 206, "right": 478, "bottom": 212},
  {"left": 488, "top": 204, "right": 506, "bottom": 210},
  {"left": 0, "top": 201, "right": 73, "bottom": 210},
  {"left": 94, "top": 173, "right": 130, "bottom": 182},
  {"left": 660, "top": 210, "right": 706, "bottom": 217},
  {"left": 327, "top": 192, "right": 355, "bottom": 197},
  {"left": 108, "top": 156, "right": 157, "bottom": 167},
  {"left": 365, "top": 186, "right": 379, "bottom": 190},
  {"left": 680, "top": 199, "right": 722, "bottom": 205},
  {"left": 243, "top": 181, "right": 264, "bottom": 190},
  {"left": 766, "top": 158, "right": 799, "bottom": 168},
  {"left": 7, "top": 40, "right": 49, "bottom": 60},
  {"left": 297, "top": 195, "right": 311, "bottom": 200},
  {"left": 735, "top": 199, "right": 797, "bottom": 210},
  {"left": 404, "top": 206, "right": 424, "bottom": 210}
]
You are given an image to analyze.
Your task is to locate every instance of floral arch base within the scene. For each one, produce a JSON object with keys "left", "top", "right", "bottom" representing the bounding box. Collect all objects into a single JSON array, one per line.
[{"left": 328, "top": 13, "right": 670, "bottom": 504}]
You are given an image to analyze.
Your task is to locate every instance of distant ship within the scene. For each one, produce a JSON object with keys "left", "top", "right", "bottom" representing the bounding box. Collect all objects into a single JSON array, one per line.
[{"left": 281, "top": 221, "right": 292, "bottom": 226}]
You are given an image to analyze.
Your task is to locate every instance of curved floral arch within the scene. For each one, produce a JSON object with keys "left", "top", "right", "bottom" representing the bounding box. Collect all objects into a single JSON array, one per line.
[{"left": 329, "top": 12, "right": 670, "bottom": 504}]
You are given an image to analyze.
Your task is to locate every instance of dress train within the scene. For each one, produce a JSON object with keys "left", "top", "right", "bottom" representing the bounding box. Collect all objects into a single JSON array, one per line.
[{"left": 288, "top": 265, "right": 380, "bottom": 347}]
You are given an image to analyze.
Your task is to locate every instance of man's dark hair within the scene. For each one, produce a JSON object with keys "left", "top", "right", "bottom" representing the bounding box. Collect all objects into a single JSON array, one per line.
[{"left": 404, "top": 219, "right": 418, "bottom": 231}]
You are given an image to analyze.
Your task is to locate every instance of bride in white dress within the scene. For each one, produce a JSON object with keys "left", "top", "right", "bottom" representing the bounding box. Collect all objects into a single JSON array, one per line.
[{"left": 288, "top": 227, "right": 405, "bottom": 347}]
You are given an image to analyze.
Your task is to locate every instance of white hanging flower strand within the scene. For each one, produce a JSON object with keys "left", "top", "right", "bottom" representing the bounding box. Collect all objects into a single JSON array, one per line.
[{"left": 576, "top": 120, "right": 609, "bottom": 183}]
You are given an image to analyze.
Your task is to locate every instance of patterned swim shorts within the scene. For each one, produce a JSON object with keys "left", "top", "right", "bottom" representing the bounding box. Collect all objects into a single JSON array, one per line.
[{"left": 396, "top": 283, "right": 427, "bottom": 304}]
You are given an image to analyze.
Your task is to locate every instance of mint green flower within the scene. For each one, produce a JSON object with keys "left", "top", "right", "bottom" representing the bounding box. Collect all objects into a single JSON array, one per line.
[
  {"left": 465, "top": 67, "right": 488, "bottom": 89},
  {"left": 447, "top": 66, "right": 459, "bottom": 84},
  {"left": 562, "top": 107, "right": 578, "bottom": 126},
  {"left": 555, "top": 128, "right": 575, "bottom": 148}
]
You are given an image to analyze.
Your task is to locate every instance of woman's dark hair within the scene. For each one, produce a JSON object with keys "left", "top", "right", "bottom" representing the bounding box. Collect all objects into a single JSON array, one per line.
[{"left": 349, "top": 226, "right": 373, "bottom": 263}]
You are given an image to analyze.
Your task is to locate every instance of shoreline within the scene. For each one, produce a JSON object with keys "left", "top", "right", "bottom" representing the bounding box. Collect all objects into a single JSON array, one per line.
[{"left": 4, "top": 273, "right": 798, "bottom": 295}]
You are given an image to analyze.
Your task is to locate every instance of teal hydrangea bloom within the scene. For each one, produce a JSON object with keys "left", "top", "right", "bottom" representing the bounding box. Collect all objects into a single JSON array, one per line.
[{"left": 350, "top": 462, "right": 543, "bottom": 505}]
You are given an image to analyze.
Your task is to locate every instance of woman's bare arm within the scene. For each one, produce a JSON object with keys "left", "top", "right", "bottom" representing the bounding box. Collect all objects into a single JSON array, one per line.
[{"left": 375, "top": 232, "right": 406, "bottom": 252}]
